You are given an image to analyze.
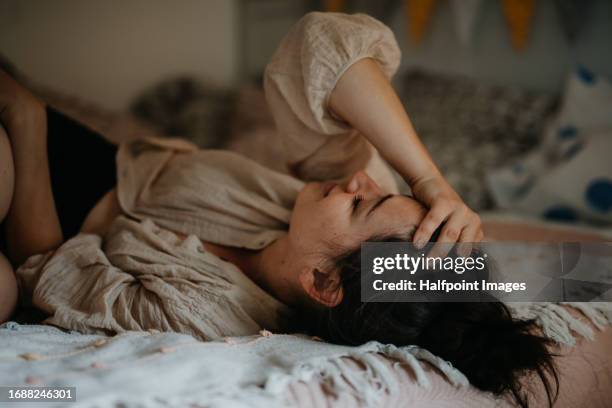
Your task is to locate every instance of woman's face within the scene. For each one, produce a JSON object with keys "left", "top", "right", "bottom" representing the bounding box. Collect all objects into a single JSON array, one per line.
[{"left": 289, "top": 171, "right": 427, "bottom": 259}]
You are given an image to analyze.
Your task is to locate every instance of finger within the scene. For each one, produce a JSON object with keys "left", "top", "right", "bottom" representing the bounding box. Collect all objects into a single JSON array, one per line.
[
  {"left": 413, "top": 204, "right": 452, "bottom": 249},
  {"left": 456, "top": 242, "right": 472, "bottom": 258},
  {"left": 427, "top": 212, "right": 466, "bottom": 258},
  {"left": 456, "top": 215, "right": 482, "bottom": 256},
  {"left": 456, "top": 229, "right": 477, "bottom": 257}
]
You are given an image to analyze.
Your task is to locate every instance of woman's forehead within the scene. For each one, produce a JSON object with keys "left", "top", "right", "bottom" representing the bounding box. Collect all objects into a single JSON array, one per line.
[{"left": 367, "top": 194, "right": 425, "bottom": 233}]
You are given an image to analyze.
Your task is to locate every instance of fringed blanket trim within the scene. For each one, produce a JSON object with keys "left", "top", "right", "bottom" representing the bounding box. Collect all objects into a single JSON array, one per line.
[
  {"left": 508, "top": 302, "right": 612, "bottom": 346},
  {"left": 265, "top": 341, "right": 468, "bottom": 406},
  {"left": 265, "top": 302, "right": 611, "bottom": 405}
]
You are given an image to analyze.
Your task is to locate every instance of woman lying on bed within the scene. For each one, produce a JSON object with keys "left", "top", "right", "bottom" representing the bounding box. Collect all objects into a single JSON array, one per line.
[{"left": 0, "top": 12, "right": 609, "bottom": 408}]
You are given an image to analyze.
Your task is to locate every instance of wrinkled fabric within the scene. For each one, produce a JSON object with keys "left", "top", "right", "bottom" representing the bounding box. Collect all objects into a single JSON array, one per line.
[
  {"left": 18, "top": 141, "right": 301, "bottom": 340},
  {"left": 116, "top": 139, "right": 303, "bottom": 250},
  {"left": 18, "top": 214, "right": 292, "bottom": 340}
]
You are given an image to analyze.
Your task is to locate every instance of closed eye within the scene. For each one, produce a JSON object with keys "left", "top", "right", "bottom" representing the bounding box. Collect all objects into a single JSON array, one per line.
[
  {"left": 367, "top": 194, "right": 394, "bottom": 217},
  {"left": 352, "top": 195, "right": 364, "bottom": 212}
]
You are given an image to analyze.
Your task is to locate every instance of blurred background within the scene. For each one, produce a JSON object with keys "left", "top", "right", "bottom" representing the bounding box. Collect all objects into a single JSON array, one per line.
[{"left": 1, "top": 0, "right": 611, "bottom": 226}]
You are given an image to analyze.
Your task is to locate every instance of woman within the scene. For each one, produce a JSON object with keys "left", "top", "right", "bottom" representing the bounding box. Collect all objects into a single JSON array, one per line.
[{"left": 0, "top": 12, "right": 592, "bottom": 407}]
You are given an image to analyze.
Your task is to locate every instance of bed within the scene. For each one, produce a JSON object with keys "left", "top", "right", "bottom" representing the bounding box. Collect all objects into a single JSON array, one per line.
[{"left": 1, "top": 291, "right": 611, "bottom": 407}]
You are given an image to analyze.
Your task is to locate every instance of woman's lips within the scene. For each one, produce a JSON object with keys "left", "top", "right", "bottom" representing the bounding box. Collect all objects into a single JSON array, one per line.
[{"left": 322, "top": 181, "right": 337, "bottom": 197}]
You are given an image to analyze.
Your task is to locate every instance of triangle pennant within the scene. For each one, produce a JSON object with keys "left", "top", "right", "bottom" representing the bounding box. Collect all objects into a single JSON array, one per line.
[
  {"left": 405, "top": 0, "right": 438, "bottom": 45},
  {"left": 501, "top": 0, "right": 535, "bottom": 51},
  {"left": 450, "top": 0, "right": 483, "bottom": 47}
]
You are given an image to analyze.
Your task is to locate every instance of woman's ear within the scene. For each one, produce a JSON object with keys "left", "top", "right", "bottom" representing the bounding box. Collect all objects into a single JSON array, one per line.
[{"left": 299, "top": 267, "right": 344, "bottom": 307}]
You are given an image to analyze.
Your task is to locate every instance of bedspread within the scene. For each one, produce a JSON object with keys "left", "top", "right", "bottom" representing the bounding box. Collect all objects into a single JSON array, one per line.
[{"left": 0, "top": 322, "right": 482, "bottom": 408}]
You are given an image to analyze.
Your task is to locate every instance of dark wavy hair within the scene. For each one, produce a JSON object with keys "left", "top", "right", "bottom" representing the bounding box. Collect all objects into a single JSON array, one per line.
[{"left": 300, "top": 232, "right": 559, "bottom": 407}]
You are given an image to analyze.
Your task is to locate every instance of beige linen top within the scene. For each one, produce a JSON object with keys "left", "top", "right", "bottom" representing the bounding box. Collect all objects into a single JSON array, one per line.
[
  {"left": 17, "top": 12, "right": 403, "bottom": 340},
  {"left": 18, "top": 144, "right": 302, "bottom": 340}
]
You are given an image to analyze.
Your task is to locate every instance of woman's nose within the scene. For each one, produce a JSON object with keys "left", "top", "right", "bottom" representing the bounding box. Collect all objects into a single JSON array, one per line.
[{"left": 346, "top": 170, "right": 380, "bottom": 194}]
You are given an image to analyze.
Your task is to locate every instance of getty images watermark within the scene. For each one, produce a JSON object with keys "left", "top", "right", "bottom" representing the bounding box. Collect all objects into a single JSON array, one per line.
[{"left": 360, "top": 242, "right": 612, "bottom": 302}]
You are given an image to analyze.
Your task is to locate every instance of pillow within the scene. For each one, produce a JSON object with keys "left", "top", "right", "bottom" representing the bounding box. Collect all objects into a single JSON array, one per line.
[
  {"left": 487, "top": 67, "right": 612, "bottom": 225},
  {"left": 400, "top": 70, "right": 557, "bottom": 210}
]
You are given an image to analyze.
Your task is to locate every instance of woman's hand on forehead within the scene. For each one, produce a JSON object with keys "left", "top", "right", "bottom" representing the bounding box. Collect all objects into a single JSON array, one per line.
[{"left": 410, "top": 177, "right": 483, "bottom": 258}]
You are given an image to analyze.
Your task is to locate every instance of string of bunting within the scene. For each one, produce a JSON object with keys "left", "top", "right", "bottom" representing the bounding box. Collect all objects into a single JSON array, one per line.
[{"left": 320, "top": 0, "right": 592, "bottom": 51}]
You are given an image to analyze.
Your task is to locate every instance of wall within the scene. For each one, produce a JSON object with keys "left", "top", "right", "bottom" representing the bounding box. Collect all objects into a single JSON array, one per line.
[
  {"left": 1, "top": 0, "right": 611, "bottom": 110},
  {"left": 0, "top": 0, "right": 238, "bottom": 110}
]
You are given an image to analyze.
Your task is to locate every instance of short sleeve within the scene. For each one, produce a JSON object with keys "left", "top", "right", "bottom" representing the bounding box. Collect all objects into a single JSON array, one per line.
[
  {"left": 263, "top": 12, "right": 401, "bottom": 192},
  {"left": 264, "top": 12, "right": 401, "bottom": 136}
]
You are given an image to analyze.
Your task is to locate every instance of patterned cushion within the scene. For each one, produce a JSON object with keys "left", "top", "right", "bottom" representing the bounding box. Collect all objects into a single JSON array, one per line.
[
  {"left": 399, "top": 70, "right": 557, "bottom": 210},
  {"left": 130, "top": 77, "right": 236, "bottom": 148},
  {"left": 488, "top": 67, "right": 612, "bottom": 225}
]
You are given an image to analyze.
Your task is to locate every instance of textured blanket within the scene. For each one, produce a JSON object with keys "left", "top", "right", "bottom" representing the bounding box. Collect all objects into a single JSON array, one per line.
[
  {"left": 2, "top": 300, "right": 611, "bottom": 408},
  {"left": 0, "top": 322, "right": 474, "bottom": 407}
]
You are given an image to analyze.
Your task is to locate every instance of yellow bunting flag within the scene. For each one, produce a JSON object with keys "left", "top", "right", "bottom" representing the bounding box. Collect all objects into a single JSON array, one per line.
[
  {"left": 501, "top": 0, "right": 535, "bottom": 51},
  {"left": 405, "top": 0, "right": 438, "bottom": 45},
  {"left": 322, "top": 0, "right": 347, "bottom": 13}
]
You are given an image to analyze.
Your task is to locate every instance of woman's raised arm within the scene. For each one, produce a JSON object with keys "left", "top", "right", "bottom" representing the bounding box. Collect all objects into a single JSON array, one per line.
[
  {"left": 328, "top": 58, "right": 483, "bottom": 255},
  {"left": 264, "top": 12, "right": 401, "bottom": 193},
  {"left": 265, "top": 12, "right": 482, "bottom": 255}
]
